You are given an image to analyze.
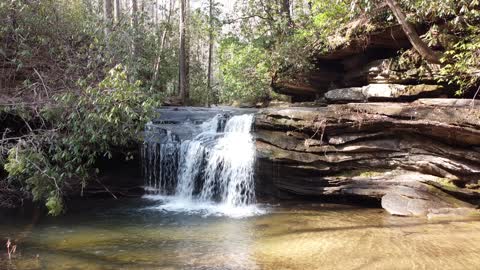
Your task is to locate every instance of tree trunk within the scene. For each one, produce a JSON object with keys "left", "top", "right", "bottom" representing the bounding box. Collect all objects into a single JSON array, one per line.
[
  {"left": 178, "top": 0, "right": 189, "bottom": 104},
  {"left": 280, "top": 0, "right": 294, "bottom": 27},
  {"left": 103, "top": 0, "right": 113, "bottom": 36},
  {"left": 186, "top": 0, "right": 191, "bottom": 97},
  {"left": 206, "top": 0, "right": 214, "bottom": 107},
  {"left": 151, "top": 0, "right": 174, "bottom": 91},
  {"left": 154, "top": 0, "right": 158, "bottom": 25},
  {"left": 131, "top": 0, "right": 139, "bottom": 58},
  {"left": 385, "top": 0, "right": 441, "bottom": 64},
  {"left": 114, "top": 0, "right": 121, "bottom": 23}
]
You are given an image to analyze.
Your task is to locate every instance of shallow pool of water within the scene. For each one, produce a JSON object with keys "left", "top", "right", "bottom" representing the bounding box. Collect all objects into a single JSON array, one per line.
[{"left": 2, "top": 198, "right": 480, "bottom": 270}]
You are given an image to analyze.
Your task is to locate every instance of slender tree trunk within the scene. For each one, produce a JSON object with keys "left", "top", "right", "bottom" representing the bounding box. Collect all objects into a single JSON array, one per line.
[
  {"left": 151, "top": 0, "right": 174, "bottom": 91},
  {"left": 8, "top": 0, "right": 17, "bottom": 41},
  {"left": 280, "top": 0, "right": 294, "bottom": 27},
  {"left": 114, "top": 0, "right": 121, "bottom": 23},
  {"left": 186, "top": 0, "right": 190, "bottom": 96},
  {"left": 103, "top": 0, "right": 113, "bottom": 36},
  {"left": 154, "top": 0, "right": 158, "bottom": 25},
  {"left": 206, "top": 0, "right": 214, "bottom": 107},
  {"left": 131, "top": 0, "right": 139, "bottom": 58},
  {"left": 385, "top": 0, "right": 441, "bottom": 64},
  {"left": 178, "top": 0, "right": 189, "bottom": 103}
]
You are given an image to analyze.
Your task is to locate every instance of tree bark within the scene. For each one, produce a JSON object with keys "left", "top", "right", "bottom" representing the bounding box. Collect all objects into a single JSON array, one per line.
[
  {"left": 154, "top": 0, "right": 158, "bottom": 25},
  {"left": 131, "top": 0, "right": 139, "bottom": 58},
  {"left": 103, "top": 0, "right": 113, "bottom": 36},
  {"left": 178, "top": 0, "right": 189, "bottom": 104},
  {"left": 151, "top": 0, "right": 174, "bottom": 91},
  {"left": 385, "top": 0, "right": 441, "bottom": 64},
  {"left": 280, "top": 0, "right": 294, "bottom": 27},
  {"left": 206, "top": 0, "right": 214, "bottom": 107},
  {"left": 114, "top": 0, "right": 121, "bottom": 23}
]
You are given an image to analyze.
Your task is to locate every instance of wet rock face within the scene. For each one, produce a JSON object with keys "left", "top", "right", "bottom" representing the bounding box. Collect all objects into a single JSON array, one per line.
[{"left": 254, "top": 103, "right": 480, "bottom": 216}]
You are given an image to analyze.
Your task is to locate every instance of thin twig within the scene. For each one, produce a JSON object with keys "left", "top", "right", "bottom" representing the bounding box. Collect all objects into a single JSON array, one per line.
[
  {"left": 25, "top": 157, "right": 61, "bottom": 192},
  {"left": 95, "top": 179, "right": 118, "bottom": 199},
  {"left": 33, "top": 68, "right": 50, "bottom": 99},
  {"left": 471, "top": 84, "right": 480, "bottom": 107}
]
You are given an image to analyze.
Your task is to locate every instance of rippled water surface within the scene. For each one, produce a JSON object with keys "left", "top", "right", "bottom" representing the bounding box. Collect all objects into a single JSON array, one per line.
[{"left": 2, "top": 199, "right": 480, "bottom": 270}]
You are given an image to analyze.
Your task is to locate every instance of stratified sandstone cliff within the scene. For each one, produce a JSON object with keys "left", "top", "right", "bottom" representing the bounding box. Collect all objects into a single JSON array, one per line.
[{"left": 254, "top": 102, "right": 480, "bottom": 217}]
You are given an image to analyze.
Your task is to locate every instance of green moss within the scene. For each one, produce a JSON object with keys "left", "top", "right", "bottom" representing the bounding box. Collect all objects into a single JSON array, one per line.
[
  {"left": 335, "top": 169, "right": 387, "bottom": 178},
  {"left": 466, "top": 180, "right": 480, "bottom": 190},
  {"left": 358, "top": 171, "right": 385, "bottom": 178},
  {"left": 436, "top": 178, "right": 458, "bottom": 189},
  {"left": 425, "top": 183, "right": 472, "bottom": 208}
]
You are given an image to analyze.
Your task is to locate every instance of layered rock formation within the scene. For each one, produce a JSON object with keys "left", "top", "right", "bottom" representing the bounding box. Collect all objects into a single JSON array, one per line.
[{"left": 254, "top": 102, "right": 480, "bottom": 217}]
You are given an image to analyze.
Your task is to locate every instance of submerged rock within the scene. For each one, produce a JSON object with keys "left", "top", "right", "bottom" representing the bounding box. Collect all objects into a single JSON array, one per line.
[{"left": 254, "top": 103, "right": 480, "bottom": 216}]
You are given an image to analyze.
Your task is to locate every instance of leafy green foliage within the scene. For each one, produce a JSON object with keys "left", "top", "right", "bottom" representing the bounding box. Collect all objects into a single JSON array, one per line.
[
  {"left": 4, "top": 65, "right": 160, "bottom": 215},
  {"left": 5, "top": 144, "right": 63, "bottom": 215},
  {"left": 440, "top": 29, "right": 480, "bottom": 95},
  {"left": 218, "top": 39, "right": 272, "bottom": 103},
  {"left": 307, "top": 0, "right": 350, "bottom": 45}
]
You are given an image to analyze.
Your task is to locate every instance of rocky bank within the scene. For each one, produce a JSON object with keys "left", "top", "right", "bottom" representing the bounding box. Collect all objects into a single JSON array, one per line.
[{"left": 254, "top": 101, "right": 480, "bottom": 217}]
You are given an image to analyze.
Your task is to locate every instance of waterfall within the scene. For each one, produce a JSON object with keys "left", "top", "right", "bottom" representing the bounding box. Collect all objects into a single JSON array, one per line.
[
  {"left": 143, "top": 113, "right": 260, "bottom": 217},
  {"left": 199, "top": 114, "right": 256, "bottom": 206}
]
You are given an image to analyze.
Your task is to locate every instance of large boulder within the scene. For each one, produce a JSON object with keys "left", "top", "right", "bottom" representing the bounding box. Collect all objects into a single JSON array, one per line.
[{"left": 254, "top": 103, "right": 480, "bottom": 216}]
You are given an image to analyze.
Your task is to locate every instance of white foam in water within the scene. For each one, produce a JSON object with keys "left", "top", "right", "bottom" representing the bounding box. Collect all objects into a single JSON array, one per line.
[
  {"left": 143, "top": 194, "right": 266, "bottom": 218},
  {"left": 143, "top": 113, "right": 265, "bottom": 218}
]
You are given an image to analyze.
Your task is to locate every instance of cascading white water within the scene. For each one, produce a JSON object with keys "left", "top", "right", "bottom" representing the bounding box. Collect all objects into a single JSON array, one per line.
[
  {"left": 200, "top": 114, "right": 256, "bottom": 206},
  {"left": 143, "top": 113, "right": 261, "bottom": 217}
]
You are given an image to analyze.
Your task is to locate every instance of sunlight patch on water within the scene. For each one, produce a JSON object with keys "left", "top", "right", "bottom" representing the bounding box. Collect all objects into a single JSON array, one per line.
[{"left": 142, "top": 194, "right": 267, "bottom": 218}]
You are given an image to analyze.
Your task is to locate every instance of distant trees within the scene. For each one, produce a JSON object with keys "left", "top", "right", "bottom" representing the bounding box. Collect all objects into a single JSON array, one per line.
[{"left": 92, "top": 0, "right": 225, "bottom": 104}]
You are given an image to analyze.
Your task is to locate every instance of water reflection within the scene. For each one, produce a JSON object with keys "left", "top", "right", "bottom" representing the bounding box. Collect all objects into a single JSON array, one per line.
[{"left": 2, "top": 199, "right": 480, "bottom": 269}]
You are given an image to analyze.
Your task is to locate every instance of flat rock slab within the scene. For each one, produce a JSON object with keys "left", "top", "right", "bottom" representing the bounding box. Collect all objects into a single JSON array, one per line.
[
  {"left": 381, "top": 193, "right": 435, "bottom": 216},
  {"left": 324, "top": 84, "right": 444, "bottom": 103},
  {"left": 147, "top": 106, "right": 257, "bottom": 141},
  {"left": 152, "top": 106, "right": 257, "bottom": 124},
  {"left": 414, "top": 98, "right": 480, "bottom": 107}
]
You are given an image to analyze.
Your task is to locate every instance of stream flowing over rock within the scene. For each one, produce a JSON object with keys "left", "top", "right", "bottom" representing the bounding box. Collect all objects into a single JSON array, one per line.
[
  {"left": 254, "top": 102, "right": 480, "bottom": 217},
  {"left": 142, "top": 104, "right": 480, "bottom": 217},
  {"left": 142, "top": 107, "right": 260, "bottom": 216}
]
